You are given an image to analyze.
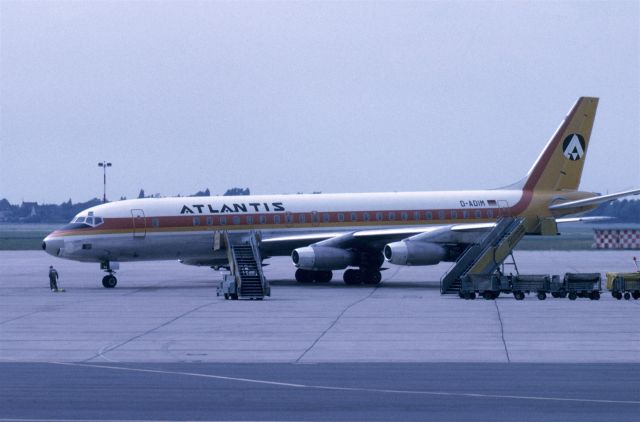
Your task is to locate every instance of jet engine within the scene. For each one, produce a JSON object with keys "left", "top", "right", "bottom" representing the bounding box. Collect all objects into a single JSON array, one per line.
[
  {"left": 292, "top": 246, "right": 354, "bottom": 271},
  {"left": 383, "top": 241, "right": 446, "bottom": 266}
]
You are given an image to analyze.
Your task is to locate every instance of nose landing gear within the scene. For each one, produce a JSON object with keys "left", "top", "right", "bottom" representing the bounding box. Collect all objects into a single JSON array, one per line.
[{"left": 100, "top": 261, "right": 120, "bottom": 288}]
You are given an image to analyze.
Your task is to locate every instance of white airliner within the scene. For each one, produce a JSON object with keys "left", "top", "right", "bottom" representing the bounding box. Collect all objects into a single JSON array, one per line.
[{"left": 43, "top": 97, "right": 639, "bottom": 288}]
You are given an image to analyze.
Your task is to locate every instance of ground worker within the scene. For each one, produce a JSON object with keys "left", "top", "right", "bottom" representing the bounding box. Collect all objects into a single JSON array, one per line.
[{"left": 48, "top": 265, "right": 59, "bottom": 292}]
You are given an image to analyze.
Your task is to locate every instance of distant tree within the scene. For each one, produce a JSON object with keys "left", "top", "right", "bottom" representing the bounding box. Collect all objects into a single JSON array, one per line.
[
  {"left": 0, "top": 198, "right": 12, "bottom": 211},
  {"left": 138, "top": 189, "right": 145, "bottom": 199},
  {"left": 586, "top": 199, "right": 640, "bottom": 223},
  {"left": 192, "top": 188, "right": 211, "bottom": 197},
  {"left": 224, "top": 187, "right": 250, "bottom": 196}
]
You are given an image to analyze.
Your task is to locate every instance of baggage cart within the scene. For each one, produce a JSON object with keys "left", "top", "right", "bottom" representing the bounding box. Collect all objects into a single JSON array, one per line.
[
  {"left": 563, "top": 273, "right": 601, "bottom": 300},
  {"left": 549, "top": 275, "right": 566, "bottom": 298},
  {"left": 511, "top": 274, "right": 550, "bottom": 300},
  {"left": 459, "top": 274, "right": 509, "bottom": 300}
]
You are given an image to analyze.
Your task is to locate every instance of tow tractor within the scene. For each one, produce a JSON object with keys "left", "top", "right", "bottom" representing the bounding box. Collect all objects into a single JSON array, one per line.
[{"left": 606, "top": 257, "right": 640, "bottom": 300}]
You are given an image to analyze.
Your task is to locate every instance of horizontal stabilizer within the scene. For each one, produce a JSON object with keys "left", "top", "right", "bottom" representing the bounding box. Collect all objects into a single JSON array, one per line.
[
  {"left": 549, "top": 188, "right": 640, "bottom": 211},
  {"left": 555, "top": 216, "right": 615, "bottom": 224}
]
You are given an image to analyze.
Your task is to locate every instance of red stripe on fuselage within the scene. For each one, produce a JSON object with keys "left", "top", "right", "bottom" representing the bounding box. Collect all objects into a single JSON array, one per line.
[{"left": 50, "top": 207, "right": 500, "bottom": 238}]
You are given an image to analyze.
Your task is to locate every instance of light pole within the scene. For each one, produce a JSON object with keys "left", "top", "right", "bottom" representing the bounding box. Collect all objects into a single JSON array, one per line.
[{"left": 98, "top": 161, "right": 112, "bottom": 203}]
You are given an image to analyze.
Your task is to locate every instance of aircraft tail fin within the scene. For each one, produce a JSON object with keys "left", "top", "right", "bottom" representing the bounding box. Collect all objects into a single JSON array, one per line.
[{"left": 521, "top": 97, "right": 599, "bottom": 192}]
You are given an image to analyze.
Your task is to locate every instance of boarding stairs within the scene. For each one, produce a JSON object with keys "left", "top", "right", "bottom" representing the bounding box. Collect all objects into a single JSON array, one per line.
[
  {"left": 221, "top": 231, "right": 269, "bottom": 299},
  {"left": 440, "top": 217, "right": 527, "bottom": 294}
]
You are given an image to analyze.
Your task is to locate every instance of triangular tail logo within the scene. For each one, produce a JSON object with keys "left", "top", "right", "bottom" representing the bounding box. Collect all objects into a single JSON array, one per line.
[{"left": 562, "top": 134, "right": 586, "bottom": 161}]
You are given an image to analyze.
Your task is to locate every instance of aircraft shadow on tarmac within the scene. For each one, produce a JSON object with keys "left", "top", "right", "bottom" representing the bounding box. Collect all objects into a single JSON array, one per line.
[{"left": 267, "top": 279, "right": 439, "bottom": 289}]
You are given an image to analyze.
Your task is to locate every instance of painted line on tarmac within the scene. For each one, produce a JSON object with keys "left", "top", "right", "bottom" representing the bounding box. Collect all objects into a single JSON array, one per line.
[
  {"left": 0, "top": 419, "right": 254, "bottom": 422},
  {"left": 49, "top": 361, "right": 640, "bottom": 406}
]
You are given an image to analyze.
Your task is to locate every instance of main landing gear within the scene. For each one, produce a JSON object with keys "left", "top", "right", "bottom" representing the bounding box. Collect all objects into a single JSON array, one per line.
[
  {"left": 295, "top": 269, "right": 333, "bottom": 283},
  {"left": 100, "top": 261, "right": 120, "bottom": 288},
  {"left": 295, "top": 268, "right": 383, "bottom": 285},
  {"left": 343, "top": 268, "right": 382, "bottom": 285}
]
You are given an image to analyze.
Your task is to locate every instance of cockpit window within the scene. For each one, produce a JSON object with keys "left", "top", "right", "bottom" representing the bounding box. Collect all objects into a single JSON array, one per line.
[{"left": 70, "top": 216, "right": 104, "bottom": 227}]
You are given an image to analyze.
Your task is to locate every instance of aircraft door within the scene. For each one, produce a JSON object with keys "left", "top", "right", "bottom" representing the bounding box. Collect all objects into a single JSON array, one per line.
[
  {"left": 498, "top": 200, "right": 510, "bottom": 218},
  {"left": 311, "top": 211, "right": 319, "bottom": 227},
  {"left": 131, "top": 209, "right": 146, "bottom": 238}
]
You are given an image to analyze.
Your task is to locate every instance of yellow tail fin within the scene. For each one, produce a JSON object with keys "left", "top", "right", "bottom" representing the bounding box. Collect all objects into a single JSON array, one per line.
[{"left": 524, "top": 97, "right": 599, "bottom": 192}]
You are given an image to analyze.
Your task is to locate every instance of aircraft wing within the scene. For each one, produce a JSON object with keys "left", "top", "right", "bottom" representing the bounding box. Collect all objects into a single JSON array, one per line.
[
  {"left": 260, "top": 214, "right": 617, "bottom": 257},
  {"left": 261, "top": 223, "right": 489, "bottom": 255}
]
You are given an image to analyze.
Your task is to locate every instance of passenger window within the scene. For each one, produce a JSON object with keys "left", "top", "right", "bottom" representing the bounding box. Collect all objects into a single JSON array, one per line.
[
  {"left": 259, "top": 215, "right": 267, "bottom": 224},
  {"left": 299, "top": 214, "right": 305, "bottom": 223},
  {"left": 426, "top": 211, "right": 433, "bottom": 220},
  {"left": 206, "top": 216, "right": 213, "bottom": 226},
  {"left": 338, "top": 213, "right": 345, "bottom": 222},
  {"left": 363, "top": 212, "right": 370, "bottom": 222},
  {"left": 413, "top": 211, "right": 420, "bottom": 221},
  {"left": 376, "top": 212, "right": 383, "bottom": 221},
  {"left": 350, "top": 212, "right": 357, "bottom": 222},
  {"left": 401, "top": 212, "right": 408, "bottom": 221},
  {"left": 451, "top": 210, "right": 458, "bottom": 219},
  {"left": 462, "top": 211, "right": 468, "bottom": 219},
  {"left": 152, "top": 218, "right": 160, "bottom": 228},
  {"left": 388, "top": 212, "right": 396, "bottom": 221},
  {"left": 312, "top": 213, "right": 319, "bottom": 223},
  {"left": 247, "top": 216, "right": 254, "bottom": 225},
  {"left": 487, "top": 210, "right": 494, "bottom": 218},
  {"left": 220, "top": 216, "right": 227, "bottom": 225},
  {"left": 438, "top": 210, "right": 445, "bottom": 219},
  {"left": 232, "top": 216, "right": 240, "bottom": 225},
  {"left": 193, "top": 217, "right": 200, "bottom": 226},
  {"left": 323, "top": 213, "right": 331, "bottom": 223},
  {"left": 475, "top": 210, "right": 482, "bottom": 218},
  {"left": 274, "top": 215, "right": 281, "bottom": 224}
]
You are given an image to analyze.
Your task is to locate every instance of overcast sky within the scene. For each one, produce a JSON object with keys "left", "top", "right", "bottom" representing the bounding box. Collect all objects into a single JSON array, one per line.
[{"left": 1, "top": 0, "right": 638, "bottom": 204}]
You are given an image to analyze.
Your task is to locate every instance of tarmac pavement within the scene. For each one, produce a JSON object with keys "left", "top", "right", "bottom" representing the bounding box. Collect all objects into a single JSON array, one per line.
[
  {"left": 1, "top": 250, "right": 639, "bottom": 421},
  {"left": 1, "top": 250, "right": 638, "bottom": 364}
]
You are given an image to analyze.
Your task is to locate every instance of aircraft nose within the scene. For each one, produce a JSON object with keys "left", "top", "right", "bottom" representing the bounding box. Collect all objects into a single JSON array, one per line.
[{"left": 43, "top": 235, "right": 64, "bottom": 257}]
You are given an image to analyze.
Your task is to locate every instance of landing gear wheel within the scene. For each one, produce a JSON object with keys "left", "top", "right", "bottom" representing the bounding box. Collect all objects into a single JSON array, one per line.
[
  {"left": 343, "top": 269, "right": 361, "bottom": 285},
  {"left": 624, "top": 292, "right": 631, "bottom": 300},
  {"left": 632, "top": 291, "right": 640, "bottom": 300},
  {"left": 363, "top": 270, "right": 382, "bottom": 285},
  {"left": 590, "top": 291, "right": 600, "bottom": 300},
  {"left": 315, "top": 270, "right": 333, "bottom": 283},
  {"left": 568, "top": 291, "right": 577, "bottom": 300},
  {"left": 537, "top": 292, "right": 546, "bottom": 301},
  {"left": 295, "top": 269, "right": 313, "bottom": 283},
  {"left": 613, "top": 291, "right": 622, "bottom": 300},
  {"left": 102, "top": 275, "right": 117, "bottom": 288}
]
